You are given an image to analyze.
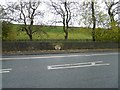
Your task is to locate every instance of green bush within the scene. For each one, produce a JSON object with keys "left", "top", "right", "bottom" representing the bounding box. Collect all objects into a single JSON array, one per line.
[
  {"left": 2, "top": 21, "right": 17, "bottom": 41},
  {"left": 95, "top": 27, "right": 119, "bottom": 42}
]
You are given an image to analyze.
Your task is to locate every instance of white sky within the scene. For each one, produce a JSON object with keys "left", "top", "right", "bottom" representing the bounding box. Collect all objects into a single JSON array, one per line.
[{"left": 0, "top": 0, "right": 119, "bottom": 27}]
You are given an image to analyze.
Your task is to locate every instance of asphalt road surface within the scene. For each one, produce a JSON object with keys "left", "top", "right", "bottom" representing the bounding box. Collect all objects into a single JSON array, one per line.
[{"left": 1, "top": 51, "right": 118, "bottom": 88}]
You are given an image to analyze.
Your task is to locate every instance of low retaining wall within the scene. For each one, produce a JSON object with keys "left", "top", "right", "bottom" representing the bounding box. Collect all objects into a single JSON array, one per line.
[{"left": 2, "top": 41, "right": 119, "bottom": 51}]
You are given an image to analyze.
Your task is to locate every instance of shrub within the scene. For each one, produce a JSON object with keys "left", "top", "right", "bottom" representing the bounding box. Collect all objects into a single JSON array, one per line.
[
  {"left": 2, "top": 21, "right": 17, "bottom": 41},
  {"left": 95, "top": 27, "right": 119, "bottom": 42}
]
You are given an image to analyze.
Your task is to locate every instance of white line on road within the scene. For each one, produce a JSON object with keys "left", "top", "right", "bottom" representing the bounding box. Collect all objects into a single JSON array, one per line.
[
  {"left": 0, "top": 71, "right": 10, "bottom": 73},
  {"left": 48, "top": 63, "right": 110, "bottom": 70},
  {"left": 48, "top": 61, "right": 103, "bottom": 67},
  {"left": 47, "top": 61, "right": 110, "bottom": 70},
  {"left": 0, "top": 68, "right": 12, "bottom": 71},
  {"left": 1, "top": 53, "right": 118, "bottom": 60},
  {"left": 0, "top": 68, "right": 12, "bottom": 74}
]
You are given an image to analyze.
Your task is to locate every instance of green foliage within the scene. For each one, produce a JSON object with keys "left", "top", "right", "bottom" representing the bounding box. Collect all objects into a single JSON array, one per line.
[
  {"left": 15, "top": 26, "right": 92, "bottom": 40},
  {"left": 68, "top": 27, "right": 92, "bottom": 40},
  {"left": 95, "top": 21, "right": 119, "bottom": 42},
  {"left": 95, "top": 27, "right": 119, "bottom": 42},
  {"left": 2, "top": 23, "right": 119, "bottom": 42},
  {"left": 2, "top": 21, "right": 17, "bottom": 40}
]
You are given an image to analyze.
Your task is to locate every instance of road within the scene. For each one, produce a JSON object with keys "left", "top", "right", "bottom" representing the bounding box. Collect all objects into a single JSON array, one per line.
[{"left": 1, "top": 52, "right": 118, "bottom": 88}]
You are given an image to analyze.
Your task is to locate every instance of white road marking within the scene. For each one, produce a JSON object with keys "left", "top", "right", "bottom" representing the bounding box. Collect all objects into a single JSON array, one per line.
[
  {"left": 1, "top": 53, "right": 118, "bottom": 60},
  {"left": 48, "top": 61, "right": 103, "bottom": 67},
  {"left": 0, "top": 68, "right": 12, "bottom": 71},
  {"left": 0, "top": 68, "right": 12, "bottom": 74},
  {"left": 47, "top": 61, "right": 110, "bottom": 70},
  {"left": 48, "top": 63, "right": 110, "bottom": 70},
  {"left": 0, "top": 71, "right": 10, "bottom": 73}
]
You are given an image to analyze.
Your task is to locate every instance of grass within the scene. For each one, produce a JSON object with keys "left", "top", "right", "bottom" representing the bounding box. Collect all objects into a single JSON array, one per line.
[
  {"left": 4, "top": 24, "right": 119, "bottom": 42},
  {"left": 13, "top": 25, "right": 92, "bottom": 41}
]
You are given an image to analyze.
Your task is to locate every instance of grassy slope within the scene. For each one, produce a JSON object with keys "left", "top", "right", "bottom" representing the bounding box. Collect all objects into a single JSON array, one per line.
[
  {"left": 12, "top": 24, "right": 92, "bottom": 41},
  {"left": 3, "top": 23, "right": 119, "bottom": 41}
]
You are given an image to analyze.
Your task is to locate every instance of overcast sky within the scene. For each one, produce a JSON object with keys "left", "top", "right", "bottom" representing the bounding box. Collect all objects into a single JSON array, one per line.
[{"left": 0, "top": 0, "right": 119, "bottom": 27}]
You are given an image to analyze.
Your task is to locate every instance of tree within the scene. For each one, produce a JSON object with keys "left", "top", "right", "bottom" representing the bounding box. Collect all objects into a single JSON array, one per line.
[
  {"left": 79, "top": 0, "right": 112, "bottom": 41},
  {"left": 80, "top": 0, "right": 97, "bottom": 41},
  {"left": 104, "top": 0, "right": 119, "bottom": 28},
  {"left": 0, "top": 2, "right": 21, "bottom": 22},
  {"left": 91, "top": 1, "right": 96, "bottom": 41},
  {"left": 19, "top": 1, "right": 42, "bottom": 41},
  {"left": 0, "top": 5, "right": 4, "bottom": 20},
  {"left": 1, "top": 0, "right": 44, "bottom": 41},
  {"left": 2, "top": 21, "right": 10, "bottom": 40},
  {"left": 2, "top": 21, "right": 16, "bottom": 40},
  {"left": 48, "top": 0, "right": 77, "bottom": 40}
]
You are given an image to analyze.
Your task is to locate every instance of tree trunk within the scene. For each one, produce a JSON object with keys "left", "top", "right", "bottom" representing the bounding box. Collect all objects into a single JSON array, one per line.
[
  {"left": 91, "top": 1, "right": 96, "bottom": 42},
  {"left": 28, "top": 34, "right": 32, "bottom": 41},
  {"left": 92, "top": 29, "right": 95, "bottom": 42},
  {"left": 64, "top": 29, "right": 68, "bottom": 40},
  {"left": 63, "top": 15, "right": 68, "bottom": 40},
  {"left": 63, "top": 26, "right": 68, "bottom": 40}
]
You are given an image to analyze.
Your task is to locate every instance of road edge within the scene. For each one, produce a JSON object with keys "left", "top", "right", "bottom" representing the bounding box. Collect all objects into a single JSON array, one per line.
[{"left": 2, "top": 49, "right": 119, "bottom": 56}]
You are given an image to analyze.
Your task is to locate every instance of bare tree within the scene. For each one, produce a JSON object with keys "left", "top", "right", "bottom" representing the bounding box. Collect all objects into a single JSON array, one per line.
[
  {"left": 80, "top": 0, "right": 97, "bottom": 41},
  {"left": 0, "top": 2, "right": 22, "bottom": 22},
  {"left": 1, "top": 0, "right": 44, "bottom": 41},
  {"left": 118, "top": 0, "right": 120, "bottom": 27},
  {"left": 91, "top": 1, "right": 96, "bottom": 41},
  {"left": 48, "top": 0, "right": 77, "bottom": 40},
  {"left": 0, "top": 5, "right": 4, "bottom": 19},
  {"left": 104, "top": 0, "right": 119, "bottom": 26},
  {"left": 20, "top": 1, "right": 41, "bottom": 40},
  {"left": 79, "top": 0, "right": 112, "bottom": 41}
]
